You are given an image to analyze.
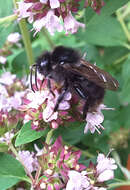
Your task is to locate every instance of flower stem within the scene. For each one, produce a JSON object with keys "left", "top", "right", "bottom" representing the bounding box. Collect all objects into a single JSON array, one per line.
[
  {"left": 113, "top": 53, "right": 130, "bottom": 65},
  {"left": 19, "top": 19, "right": 34, "bottom": 67},
  {"left": 43, "top": 129, "right": 54, "bottom": 154},
  {"left": 0, "top": 14, "right": 17, "bottom": 24},
  {"left": 45, "top": 129, "right": 55, "bottom": 145},
  {"left": 13, "top": 0, "right": 34, "bottom": 68},
  {"left": 108, "top": 181, "right": 130, "bottom": 189},
  {"left": 116, "top": 10, "right": 130, "bottom": 42}
]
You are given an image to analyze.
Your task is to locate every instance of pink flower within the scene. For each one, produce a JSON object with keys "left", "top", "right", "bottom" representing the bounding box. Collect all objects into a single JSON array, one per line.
[
  {"left": 0, "top": 84, "right": 8, "bottom": 96},
  {"left": 84, "top": 104, "right": 113, "bottom": 134},
  {"left": 8, "top": 91, "right": 25, "bottom": 109},
  {"left": 0, "top": 95, "right": 11, "bottom": 112},
  {"left": 37, "top": 137, "right": 85, "bottom": 189},
  {"left": 58, "top": 92, "right": 72, "bottom": 110},
  {"left": 40, "top": 0, "right": 48, "bottom": 3},
  {"left": 97, "top": 170, "right": 114, "bottom": 182},
  {"left": 96, "top": 153, "right": 117, "bottom": 182},
  {"left": 33, "top": 10, "right": 63, "bottom": 35},
  {"left": 18, "top": 150, "right": 39, "bottom": 173},
  {"left": 40, "top": 0, "right": 60, "bottom": 9},
  {"left": 0, "top": 56, "right": 7, "bottom": 64},
  {"left": 7, "top": 32, "right": 21, "bottom": 44},
  {"left": 17, "top": 1, "right": 33, "bottom": 22},
  {"left": 64, "top": 12, "right": 85, "bottom": 34},
  {"left": 84, "top": 111, "right": 104, "bottom": 134},
  {"left": 20, "top": 79, "right": 72, "bottom": 130},
  {"left": 49, "top": 0, "right": 60, "bottom": 9},
  {"left": 66, "top": 170, "right": 91, "bottom": 190},
  {"left": 43, "top": 105, "right": 58, "bottom": 122},
  {"left": 26, "top": 89, "right": 49, "bottom": 109},
  {"left": 0, "top": 131, "right": 14, "bottom": 144},
  {"left": 0, "top": 72, "right": 16, "bottom": 85}
]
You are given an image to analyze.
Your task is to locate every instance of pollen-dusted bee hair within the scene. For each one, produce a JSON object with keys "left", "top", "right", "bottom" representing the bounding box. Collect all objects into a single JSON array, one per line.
[{"left": 30, "top": 46, "right": 119, "bottom": 119}]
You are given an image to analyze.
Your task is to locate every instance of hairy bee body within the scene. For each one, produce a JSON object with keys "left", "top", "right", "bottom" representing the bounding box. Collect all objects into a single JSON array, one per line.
[{"left": 31, "top": 46, "right": 118, "bottom": 118}]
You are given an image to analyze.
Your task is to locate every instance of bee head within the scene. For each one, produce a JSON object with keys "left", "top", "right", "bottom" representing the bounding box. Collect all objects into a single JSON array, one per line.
[
  {"left": 51, "top": 46, "right": 81, "bottom": 65},
  {"left": 36, "top": 51, "right": 52, "bottom": 77}
]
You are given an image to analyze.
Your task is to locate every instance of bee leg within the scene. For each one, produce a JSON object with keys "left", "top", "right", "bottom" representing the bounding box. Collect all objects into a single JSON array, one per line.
[
  {"left": 47, "top": 79, "right": 55, "bottom": 97},
  {"left": 73, "top": 84, "right": 86, "bottom": 99},
  {"left": 54, "top": 89, "right": 68, "bottom": 112},
  {"left": 83, "top": 96, "right": 95, "bottom": 119},
  {"left": 73, "top": 84, "right": 91, "bottom": 119},
  {"left": 54, "top": 80, "right": 68, "bottom": 112},
  {"left": 82, "top": 100, "right": 89, "bottom": 119}
]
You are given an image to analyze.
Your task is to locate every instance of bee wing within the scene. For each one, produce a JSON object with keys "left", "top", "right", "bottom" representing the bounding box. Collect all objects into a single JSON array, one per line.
[{"left": 62, "top": 59, "right": 119, "bottom": 91}]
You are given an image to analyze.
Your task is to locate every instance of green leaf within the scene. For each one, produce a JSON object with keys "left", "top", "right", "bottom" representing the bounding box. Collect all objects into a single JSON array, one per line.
[
  {"left": 85, "top": 16, "right": 127, "bottom": 46},
  {"left": 87, "top": 0, "right": 130, "bottom": 27},
  {"left": 101, "top": 46, "right": 130, "bottom": 66},
  {"left": 82, "top": 0, "right": 129, "bottom": 47},
  {"left": 11, "top": 49, "right": 29, "bottom": 77},
  {"left": 9, "top": 45, "right": 42, "bottom": 77},
  {"left": 0, "top": 143, "right": 8, "bottom": 152},
  {"left": 0, "top": 0, "right": 14, "bottom": 48},
  {"left": 119, "top": 56, "right": 130, "bottom": 104},
  {"left": 122, "top": 56, "right": 130, "bottom": 84},
  {"left": 0, "top": 25, "right": 15, "bottom": 48},
  {"left": 54, "top": 122, "right": 85, "bottom": 145},
  {"left": 15, "top": 121, "right": 49, "bottom": 146},
  {"left": 0, "top": 177, "right": 20, "bottom": 190},
  {"left": 116, "top": 105, "right": 130, "bottom": 128},
  {"left": 0, "top": 153, "right": 28, "bottom": 190},
  {"left": 82, "top": 133, "right": 109, "bottom": 154},
  {"left": 0, "top": 0, "right": 13, "bottom": 18}
]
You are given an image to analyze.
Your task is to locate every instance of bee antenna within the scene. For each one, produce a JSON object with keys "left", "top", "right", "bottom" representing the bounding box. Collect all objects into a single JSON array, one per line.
[{"left": 30, "top": 64, "right": 38, "bottom": 92}]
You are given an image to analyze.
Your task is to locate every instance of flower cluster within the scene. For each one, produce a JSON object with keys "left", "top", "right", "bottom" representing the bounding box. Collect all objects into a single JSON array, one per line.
[
  {"left": 36, "top": 136, "right": 85, "bottom": 189},
  {"left": 0, "top": 72, "right": 26, "bottom": 128},
  {"left": 16, "top": 136, "right": 116, "bottom": 190},
  {"left": 19, "top": 79, "right": 72, "bottom": 130},
  {"left": 0, "top": 32, "right": 21, "bottom": 65},
  {"left": 16, "top": 0, "right": 85, "bottom": 35},
  {"left": 0, "top": 132, "right": 117, "bottom": 189},
  {"left": 66, "top": 153, "right": 117, "bottom": 190}
]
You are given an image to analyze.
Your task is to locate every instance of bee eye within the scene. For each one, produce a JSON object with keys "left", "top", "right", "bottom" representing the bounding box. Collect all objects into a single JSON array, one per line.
[
  {"left": 60, "top": 61, "right": 64, "bottom": 65},
  {"left": 41, "top": 61, "right": 47, "bottom": 67}
]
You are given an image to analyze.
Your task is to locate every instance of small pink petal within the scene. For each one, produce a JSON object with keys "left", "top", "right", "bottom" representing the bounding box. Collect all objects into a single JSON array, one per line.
[
  {"left": 49, "top": 0, "right": 60, "bottom": 9},
  {"left": 97, "top": 169, "right": 114, "bottom": 182}
]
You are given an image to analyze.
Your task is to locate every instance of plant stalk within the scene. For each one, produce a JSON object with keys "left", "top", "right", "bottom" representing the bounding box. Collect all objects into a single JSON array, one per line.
[
  {"left": 13, "top": 0, "right": 34, "bottom": 68},
  {"left": 116, "top": 10, "right": 130, "bottom": 42},
  {"left": 108, "top": 181, "right": 130, "bottom": 189},
  {"left": 0, "top": 14, "right": 17, "bottom": 24}
]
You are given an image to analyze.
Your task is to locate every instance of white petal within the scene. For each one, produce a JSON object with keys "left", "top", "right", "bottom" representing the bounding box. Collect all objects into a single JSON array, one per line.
[
  {"left": 49, "top": 0, "right": 60, "bottom": 9},
  {"left": 97, "top": 169, "right": 114, "bottom": 182}
]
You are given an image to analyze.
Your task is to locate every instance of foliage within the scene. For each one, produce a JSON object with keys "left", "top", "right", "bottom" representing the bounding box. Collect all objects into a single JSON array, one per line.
[{"left": 0, "top": 0, "right": 130, "bottom": 189}]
